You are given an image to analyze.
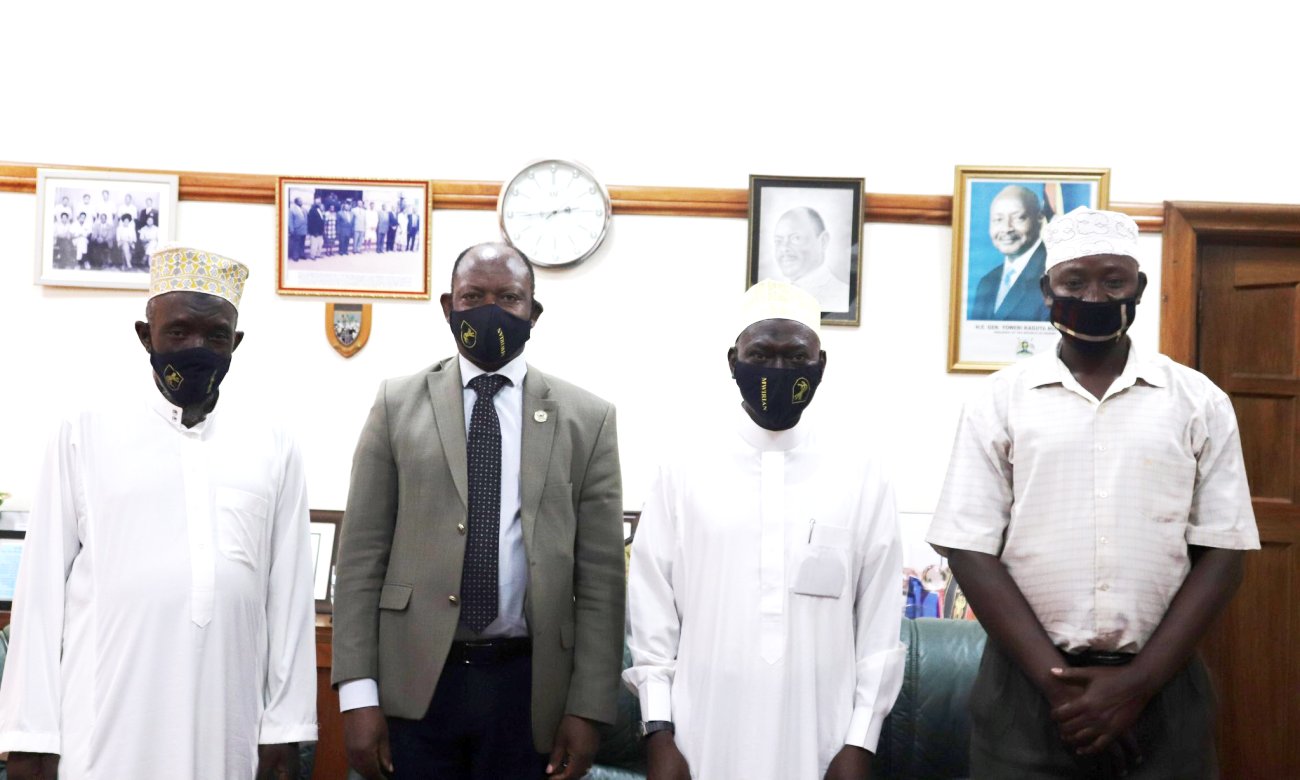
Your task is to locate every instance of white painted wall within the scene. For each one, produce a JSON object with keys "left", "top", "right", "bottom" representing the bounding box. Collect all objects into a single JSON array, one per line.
[{"left": 2, "top": 1, "right": 1295, "bottom": 516}]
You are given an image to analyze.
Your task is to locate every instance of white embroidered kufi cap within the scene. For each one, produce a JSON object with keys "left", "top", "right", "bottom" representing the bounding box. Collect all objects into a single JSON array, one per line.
[
  {"left": 738, "top": 279, "right": 822, "bottom": 338},
  {"left": 148, "top": 244, "right": 249, "bottom": 309},
  {"left": 1043, "top": 207, "right": 1141, "bottom": 270}
]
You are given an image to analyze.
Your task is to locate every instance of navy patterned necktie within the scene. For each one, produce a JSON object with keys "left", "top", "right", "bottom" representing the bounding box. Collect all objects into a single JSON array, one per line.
[{"left": 461, "top": 373, "right": 509, "bottom": 632}]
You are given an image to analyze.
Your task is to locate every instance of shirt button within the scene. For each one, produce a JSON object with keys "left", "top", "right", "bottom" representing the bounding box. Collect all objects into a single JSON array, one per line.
[
  {"left": 1097, "top": 443, "right": 1107, "bottom": 451},
  {"left": 457, "top": 523, "right": 467, "bottom": 535},
  {"left": 1100, "top": 536, "right": 1109, "bottom": 545},
  {"left": 448, "top": 595, "right": 459, "bottom": 605},
  {"left": 1098, "top": 491, "right": 1109, "bottom": 499},
  {"left": 1099, "top": 583, "right": 1110, "bottom": 592}
]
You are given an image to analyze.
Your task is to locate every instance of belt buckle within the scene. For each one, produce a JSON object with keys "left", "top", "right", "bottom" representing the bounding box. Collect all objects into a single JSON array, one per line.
[{"left": 460, "top": 639, "right": 497, "bottom": 666}]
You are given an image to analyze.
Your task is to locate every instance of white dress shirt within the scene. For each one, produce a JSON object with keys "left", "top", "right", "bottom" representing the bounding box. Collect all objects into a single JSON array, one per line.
[
  {"left": 339, "top": 354, "right": 529, "bottom": 712},
  {"left": 624, "top": 407, "right": 906, "bottom": 778},
  {"left": 0, "top": 383, "right": 319, "bottom": 778},
  {"left": 927, "top": 345, "right": 1259, "bottom": 653}
]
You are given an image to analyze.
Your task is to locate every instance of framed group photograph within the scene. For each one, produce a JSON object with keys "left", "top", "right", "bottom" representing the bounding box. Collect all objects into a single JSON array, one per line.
[
  {"left": 747, "top": 175, "right": 863, "bottom": 325},
  {"left": 947, "top": 166, "right": 1110, "bottom": 372},
  {"left": 35, "top": 168, "right": 178, "bottom": 290},
  {"left": 277, "top": 177, "right": 431, "bottom": 299}
]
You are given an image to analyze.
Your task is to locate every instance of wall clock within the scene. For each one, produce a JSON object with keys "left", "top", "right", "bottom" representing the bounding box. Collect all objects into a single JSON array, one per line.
[{"left": 497, "top": 159, "right": 611, "bottom": 267}]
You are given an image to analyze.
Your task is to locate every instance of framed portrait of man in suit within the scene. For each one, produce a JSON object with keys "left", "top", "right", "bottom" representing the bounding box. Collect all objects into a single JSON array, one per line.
[
  {"left": 947, "top": 166, "right": 1110, "bottom": 372},
  {"left": 747, "top": 175, "right": 864, "bottom": 326}
]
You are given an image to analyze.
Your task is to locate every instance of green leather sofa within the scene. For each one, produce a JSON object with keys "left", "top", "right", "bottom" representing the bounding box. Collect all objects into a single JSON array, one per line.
[{"left": 590, "top": 618, "right": 987, "bottom": 780}]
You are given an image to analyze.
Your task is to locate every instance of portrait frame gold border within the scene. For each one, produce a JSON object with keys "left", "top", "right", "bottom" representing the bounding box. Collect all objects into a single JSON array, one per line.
[
  {"left": 947, "top": 165, "right": 1111, "bottom": 373},
  {"left": 276, "top": 177, "right": 432, "bottom": 300}
]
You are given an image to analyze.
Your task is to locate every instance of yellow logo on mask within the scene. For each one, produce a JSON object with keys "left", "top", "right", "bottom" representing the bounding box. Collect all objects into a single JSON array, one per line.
[
  {"left": 792, "top": 377, "right": 810, "bottom": 404},
  {"left": 163, "top": 365, "right": 183, "bottom": 391},
  {"left": 460, "top": 320, "right": 478, "bottom": 348}
]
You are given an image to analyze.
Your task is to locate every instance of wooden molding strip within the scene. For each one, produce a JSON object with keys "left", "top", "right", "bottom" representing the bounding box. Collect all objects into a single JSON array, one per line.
[{"left": 0, "top": 162, "right": 1164, "bottom": 231}]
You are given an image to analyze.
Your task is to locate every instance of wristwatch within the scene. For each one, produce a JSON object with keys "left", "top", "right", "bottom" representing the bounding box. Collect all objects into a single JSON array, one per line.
[{"left": 640, "top": 720, "right": 675, "bottom": 739}]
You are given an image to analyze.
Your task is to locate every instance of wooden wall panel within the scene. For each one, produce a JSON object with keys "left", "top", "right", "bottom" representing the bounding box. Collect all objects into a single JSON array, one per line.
[{"left": 0, "top": 162, "right": 1163, "bottom": 230}]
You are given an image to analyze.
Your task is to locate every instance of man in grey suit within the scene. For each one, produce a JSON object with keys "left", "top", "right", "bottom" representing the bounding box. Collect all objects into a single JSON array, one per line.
[{"left": 333, "top": 242, "right": 625, "bottom": 780}]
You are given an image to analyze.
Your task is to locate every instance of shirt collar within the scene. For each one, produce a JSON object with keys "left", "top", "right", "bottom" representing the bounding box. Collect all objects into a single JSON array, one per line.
[
  {"left": 458, "top": 353, "right": 527, "bottom": 390},
  {"left": 1026, "top": 341, "right": 1168, "bottom": 391},
  {"left": 734, "top": 403, "right": 811, "bottom": 452},
  {"left": 145, "top": 377, "right": 212, "bottom": 435}
]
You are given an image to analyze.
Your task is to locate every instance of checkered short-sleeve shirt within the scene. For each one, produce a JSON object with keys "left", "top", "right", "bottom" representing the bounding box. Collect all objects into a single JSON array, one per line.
[{"left": 927, "top": 346, "right": 1258, "bottom": 653}]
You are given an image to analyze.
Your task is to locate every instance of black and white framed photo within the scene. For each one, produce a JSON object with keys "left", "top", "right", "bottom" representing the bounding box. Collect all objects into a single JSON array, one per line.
[
  {"left": 747, "top": 175, "right": 863, "bottom": 325},
  {"left": 277, "top": 177, "right": 431, "bottom": 299},
  {"left": 308, "top": 510, "right": 341, "bottom": 613},
  {"left": 947, "top": 166, "right": 1110, "bottom": 372},
  {"left": 36, "top": 168, "right": 178, "bottom": 289}
]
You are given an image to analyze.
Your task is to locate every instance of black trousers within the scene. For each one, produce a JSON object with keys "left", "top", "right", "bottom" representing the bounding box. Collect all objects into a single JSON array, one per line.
[
  {"left": 969, "top": 639, "right": 1218, "bottom": 779},
  {"left": 387, "top": 644, "right": 546, "bottom": 780}
]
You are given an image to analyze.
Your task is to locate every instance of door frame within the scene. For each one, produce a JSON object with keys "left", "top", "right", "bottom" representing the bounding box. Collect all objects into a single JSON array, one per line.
[{"left": 1159, "top": 201, "right": 1300, "bottom": 364}]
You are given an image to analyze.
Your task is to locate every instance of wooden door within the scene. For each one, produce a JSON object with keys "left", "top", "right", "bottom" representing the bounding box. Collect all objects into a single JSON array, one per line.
[{"left": 1163, "top": 203, "right": 1300, "bottom": 778}]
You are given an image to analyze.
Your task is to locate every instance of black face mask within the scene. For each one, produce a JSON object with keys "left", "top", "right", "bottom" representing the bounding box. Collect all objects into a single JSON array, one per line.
[
  {"left": 1050, "top": 296, "right": 1138, "bottom": 343},
  {"left": 149, "top": 347, "right": 231, "bottom": 408},
  {"left": 733, "top": 360, "right": 823, "bottom": 431},
  {"left": 450, "top": 304, "right": 532, "bottom": 365}
]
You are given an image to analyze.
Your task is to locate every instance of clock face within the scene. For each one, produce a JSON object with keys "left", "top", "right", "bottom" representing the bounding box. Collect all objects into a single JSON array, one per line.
[{"left": 498, "top": 159, "right": 610, "bottom": 268}]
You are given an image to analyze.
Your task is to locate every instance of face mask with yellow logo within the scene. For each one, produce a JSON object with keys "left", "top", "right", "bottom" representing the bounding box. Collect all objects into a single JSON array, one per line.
[
  {"left": 149, "top": 347, "right": 231, "bottom": 408},
  {"left": 449, "top": 304, "right": 532, "bottom": 366},
  {"left": 732, "top": 361, "right": 823, "bottom": 431}
]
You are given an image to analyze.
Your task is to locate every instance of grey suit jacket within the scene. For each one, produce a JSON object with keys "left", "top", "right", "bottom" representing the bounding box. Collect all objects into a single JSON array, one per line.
[{"left": 332, "top": 356, "right": 625, "bottom": 750}]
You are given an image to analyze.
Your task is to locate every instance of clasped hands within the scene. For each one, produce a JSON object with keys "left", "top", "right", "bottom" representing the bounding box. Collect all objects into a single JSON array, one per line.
[{"left": 1045, "top": 663, "right": 1156, "bottom": 775}]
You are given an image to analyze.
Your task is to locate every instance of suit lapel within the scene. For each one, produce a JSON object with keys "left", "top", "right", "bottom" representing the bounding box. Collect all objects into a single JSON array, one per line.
[
  {"left": 427, "top": 359, "right": 469, "bottom": 509},
  {"left": 519, "top": 367, "right": 557, "bottom": 553},
  {"left": 998, "top": 243, "right": 1047, "bottom": 317}
]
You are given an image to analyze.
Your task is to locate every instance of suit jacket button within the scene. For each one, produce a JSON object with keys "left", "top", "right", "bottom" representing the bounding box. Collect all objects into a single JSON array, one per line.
[
  {"left": 457, "top": 523, "right": 466, "bottom": 534},
  {"left": 448, "top": 595, "right": 459, "bottom": 605}
]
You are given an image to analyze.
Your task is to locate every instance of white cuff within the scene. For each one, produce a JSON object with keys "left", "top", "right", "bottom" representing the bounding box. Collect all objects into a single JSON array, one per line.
[
  {"left": 0, "top": 730, "right": 61, "bottom": 755},
  {"left": 636, "top": 678, "right": 673, "bottom": 723},
  {"left": 338, "top": 678, "right": 380, "bottom": 712},
  {"left": 258, "top": 723, "right": 319, "bottom": 744}
]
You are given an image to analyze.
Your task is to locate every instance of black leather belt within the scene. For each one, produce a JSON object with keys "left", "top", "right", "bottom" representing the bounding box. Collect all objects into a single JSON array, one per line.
[
  {"left": 448, "top": 637, "right": 532, "bottom": 666},
  {"left": 1066, "top": 650, "right": 1134, "bottom": 667}
]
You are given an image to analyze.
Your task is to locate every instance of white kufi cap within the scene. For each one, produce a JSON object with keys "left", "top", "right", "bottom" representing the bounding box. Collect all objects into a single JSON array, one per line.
[{"left": 1043, "top": 207, "right": 1141, "bottom": 270}]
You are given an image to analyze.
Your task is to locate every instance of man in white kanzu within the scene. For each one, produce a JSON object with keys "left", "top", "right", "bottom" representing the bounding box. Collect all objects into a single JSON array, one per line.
[
  {"left": 0, "top": 247, "right": 319, "bottom": 780},
  {"left": 625, "top": 280, "right": 905, "bottom": 780}
]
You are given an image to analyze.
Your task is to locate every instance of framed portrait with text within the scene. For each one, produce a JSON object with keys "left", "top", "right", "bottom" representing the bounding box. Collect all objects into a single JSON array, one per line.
[
  {"left": 747, "top": 175, "right": 863, "bottom": 325},
  {"left": 947, "top": 166, "right": 1110, "bottom": 372},
  {"left": 35, "top": 168, "right": 178, "bottom": 290},
  {"left": 277, "top": 177, "right": 431, "bottom": 299}
]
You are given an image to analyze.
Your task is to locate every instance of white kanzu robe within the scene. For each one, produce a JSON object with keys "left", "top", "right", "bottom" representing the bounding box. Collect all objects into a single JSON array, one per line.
[
  {"left": 0, "top": 390, "right": 319, "bottom": 779},
  {"left": 624, "top": 410, "right": 906, "bottom": 779}
]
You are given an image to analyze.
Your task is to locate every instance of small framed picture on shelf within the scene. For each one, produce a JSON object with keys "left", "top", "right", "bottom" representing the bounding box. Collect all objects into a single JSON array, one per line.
[
  {"left": 309, "top": 510, "right": 341, "bottom": 613},
  {"left": 0, "top": 530, "right": 26, "bottom": 611},
  {"left": 35, "top": 168, "right": 179, "bottom": 290}
]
